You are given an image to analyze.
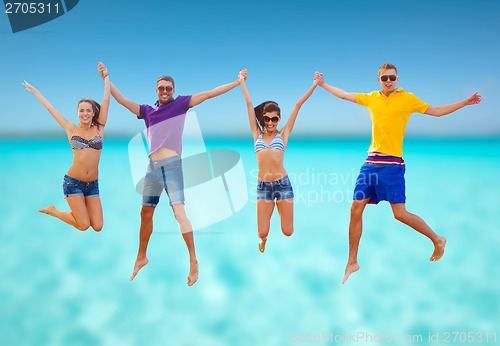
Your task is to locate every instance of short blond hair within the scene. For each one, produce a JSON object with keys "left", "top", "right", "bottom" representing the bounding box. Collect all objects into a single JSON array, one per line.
[{"left": 378, "top": 63, "right": 397, "bottom": 76}]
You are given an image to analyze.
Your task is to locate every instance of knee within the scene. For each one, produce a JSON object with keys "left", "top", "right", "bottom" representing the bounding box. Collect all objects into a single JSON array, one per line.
[
  {"left": 257, "top": 228, "right": 269, "bottom": 239},
  {"left": 350, "top": 203, "right": 364, "bottom": 219},
  {"left": 173, "top": 208, "right": 187, "bottom": 223},
  {"left": 393, "top": 210, "right": 407, "bottom": 222},
  {"left": 282, "top": 226, "right": 294, "bottom": 237},
  {"left": 76, "top": 221, "right": 90, "bottom": 231},
  {"left": 140, "top": 207, "right": 155, "bottom": 220}
]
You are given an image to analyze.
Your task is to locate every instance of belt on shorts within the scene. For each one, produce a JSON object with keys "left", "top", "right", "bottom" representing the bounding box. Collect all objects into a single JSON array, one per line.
[{"left": 364, "top": 155, "right": 405, "bottom": 166}]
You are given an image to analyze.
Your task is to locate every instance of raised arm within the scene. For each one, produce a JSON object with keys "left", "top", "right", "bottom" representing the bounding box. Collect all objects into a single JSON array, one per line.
[
  {"left": 281, "top": 72, "right": 320, "bottom": 137},
  {"left": 239, "top": 69, "right": 261, "bottom": 141},
  {"left": 23, "top": 81, "right": 74, "bottom": 133},
  {"left": 110, "top": 82, "right": 140, "bottom": 116},
  {"left": 318, "top": 73, "right": 357, "bottom": 103},
  {"left": 424, "top": 92, "right": 482, "bottom": 117},
  {"left": 189, "top": 74, "right": 241, "bottom": 108},
  {"left": 98, "top": 64, "right": 140, "bottom": 117},
  {"left": 96, "top": 62, "right": 111, "bottom": 127}
]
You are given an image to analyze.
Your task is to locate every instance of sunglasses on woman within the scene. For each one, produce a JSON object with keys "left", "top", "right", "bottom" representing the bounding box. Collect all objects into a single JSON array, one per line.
[
  {"left": 380, "top": 75, "right": 397, "bottom": 82},
  {"left": 158, "top": 86, "right": 173, "bottom": 92},
  {"left": 263, "top": 116, "right": 280, "bottom": 123}
]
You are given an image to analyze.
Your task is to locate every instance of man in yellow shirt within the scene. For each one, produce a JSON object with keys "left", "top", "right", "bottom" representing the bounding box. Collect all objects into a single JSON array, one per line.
[{"left": 317, "top": 63, "right": 482, "bottom": 284}]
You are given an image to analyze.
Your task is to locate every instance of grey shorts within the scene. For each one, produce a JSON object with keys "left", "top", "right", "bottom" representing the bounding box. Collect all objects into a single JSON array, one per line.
[{"left": 142, "top": 155, "right": 185, "bottom": 207}]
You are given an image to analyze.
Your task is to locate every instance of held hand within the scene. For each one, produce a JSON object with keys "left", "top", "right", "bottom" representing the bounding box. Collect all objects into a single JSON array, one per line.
[
  {"left": 98, "top": 62, "right": 109, "bottom": 80},
  {"left": 22, "top": 80, "right": 38, "bottom": 93},
  {"left": 465, "top": 92, "right": 482, "bottom": 105},
  {"left": 238, "top": 69, "right": 248, "bottom": 82},
  {"left": 314, "top": 72, "right": 324, "bottom": 86},
  {"left": 238, "top": 68, "right": 248, "bottom": 83}
]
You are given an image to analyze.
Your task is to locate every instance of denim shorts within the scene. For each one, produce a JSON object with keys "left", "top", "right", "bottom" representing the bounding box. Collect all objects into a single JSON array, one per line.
[
  {"left": 142, "top": 155, "right": 185, "bottom": 207},
  {"left": 63, "top": 174, "right": 99, "bottom": 198},
  {"left": 353, "top": 157, "right": 406, "bottom": 204},
  {"left": 257, "top": 175, "right": 294, "bottom": 201}
]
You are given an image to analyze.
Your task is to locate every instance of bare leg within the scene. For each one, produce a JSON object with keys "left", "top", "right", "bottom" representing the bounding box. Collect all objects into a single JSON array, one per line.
[
  {"left": 172, "top": 204, "right": 198, "bottom": 286},
  {"left": 38, "top": 195, "right": 90, "bottom": 231},
  {"left": 130, "top": 206, "right": 155, "bottom": 281},
  {"left": 85, "top": 196, "right": 103, "bottom": 232},
  {"left": 343, "top": 198, "right": 370, "bottom": 284},
  {"left": 276, "top": 198, "right": 294, "bottom": 237},
  {"left": 391, "top": 203, "right": 446, "bottom": 261},
  {"left": 257, "top": 199, "right": 275, "bottom": 253}
]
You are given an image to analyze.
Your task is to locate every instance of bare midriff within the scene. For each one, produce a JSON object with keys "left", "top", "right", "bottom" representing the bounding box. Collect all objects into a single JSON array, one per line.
[
  {"left": 149, "top": 147, "right": 179, "bottom": 161},
  {"left": 67, "top": 149, "right": 101, "bottom": 181},
  {"left": 256, "top": 149, "right": 287, "bottom": 182}
]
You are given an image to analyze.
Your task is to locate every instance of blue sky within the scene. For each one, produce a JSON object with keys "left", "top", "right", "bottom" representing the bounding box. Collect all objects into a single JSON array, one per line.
[{"left": 1, "top": 0, "right": 499, "bottom": 137}]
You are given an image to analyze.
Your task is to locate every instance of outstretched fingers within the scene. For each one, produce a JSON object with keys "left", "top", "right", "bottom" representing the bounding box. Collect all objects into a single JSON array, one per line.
[
  {"left": 468, "top": 92, "right": 483, "bottom": 105},
  {"left": 23, "top": 80, "right": 36, "bottom": 92}
]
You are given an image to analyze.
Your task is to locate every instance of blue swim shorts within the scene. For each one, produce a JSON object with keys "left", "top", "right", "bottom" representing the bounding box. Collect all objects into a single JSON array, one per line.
[
  {"left": 63, "top": 174, "right": 99, "bottom": 198},
  {"left": 353, "top": 156, "right": 406, "bottom": 204},
  {"left": 257, "top": 175, "right": 294, "bottom": 201},
  {"left": 142, "top": 155, "right": 185, "bottom": 207}
]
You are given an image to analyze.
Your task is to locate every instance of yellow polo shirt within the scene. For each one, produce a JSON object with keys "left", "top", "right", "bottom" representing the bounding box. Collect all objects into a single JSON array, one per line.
[{"left": 356, "top": 88, "right": 429, "bottom": 157}]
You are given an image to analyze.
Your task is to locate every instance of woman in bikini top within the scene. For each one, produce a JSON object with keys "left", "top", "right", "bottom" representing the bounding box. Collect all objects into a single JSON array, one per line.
[
  {"left": 239, "top": 69, "right": 320, "bottom": 253},
  {"left": 23, "top": 62, "right": 110, "bottom": 232}
]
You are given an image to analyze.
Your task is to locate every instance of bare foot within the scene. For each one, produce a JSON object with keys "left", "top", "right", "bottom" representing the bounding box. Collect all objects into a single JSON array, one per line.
[
  {"left": 38, "top": 205, "right": 55, "bottom": 215},
  {"left": 130, "top": 257, "right": 149, "bottom": 281},
  {"left": 342, "top": 262, "right": 360, "bottom": 284},
  {"left": 258, "top": 237, "right": 267, "bottom": 253},
  {"left": 430, "top": 236, "right": 446, "bottom": 261},
  {"left": 187, "top": 260, "right": 199, "bottom": 286}
]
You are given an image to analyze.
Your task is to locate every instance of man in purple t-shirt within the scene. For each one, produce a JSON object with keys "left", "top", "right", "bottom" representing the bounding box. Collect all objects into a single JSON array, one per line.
[{"left": 107, "top": 66, "right": 246, "bottom": 285}]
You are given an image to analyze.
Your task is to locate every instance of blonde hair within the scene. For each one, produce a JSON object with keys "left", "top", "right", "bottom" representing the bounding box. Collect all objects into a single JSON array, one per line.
[{"left": 378, "top": 63, "right": 397, "bottom": 76}]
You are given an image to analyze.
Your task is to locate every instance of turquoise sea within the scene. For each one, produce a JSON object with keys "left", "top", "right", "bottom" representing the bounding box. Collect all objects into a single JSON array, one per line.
[{"left": 1, "top": 138, "right": 499, "bottom": 346}]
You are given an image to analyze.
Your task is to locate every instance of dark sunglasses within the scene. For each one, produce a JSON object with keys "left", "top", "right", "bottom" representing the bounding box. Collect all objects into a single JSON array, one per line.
[
  {"left": 380, "top": 75, "right": 397, "bottom": 82},
  {"left": 263, "top": 116, "right": 280, "bottom": 123},
  {"left": 158, "top": 86, "right": 173, "bottom": 92}
]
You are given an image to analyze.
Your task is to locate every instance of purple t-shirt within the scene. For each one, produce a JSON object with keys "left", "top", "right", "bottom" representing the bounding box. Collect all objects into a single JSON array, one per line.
[{"left": 138, "top": 95, "right": 192, "bottom": 156}]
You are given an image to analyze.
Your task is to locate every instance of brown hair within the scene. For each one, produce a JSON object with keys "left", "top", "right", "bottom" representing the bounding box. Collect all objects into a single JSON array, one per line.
[
  {"left": 157, "top": 76, "right": 175, "bottom": 88},
  {"left": 254, "top": 101, "right": 280, "bottom": 131},
  {"left": 78, "top": 98, "right": 102, "bottom": 127},
  {"left": 378, "top": 63, "right": 398, "bottom": 76}
]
